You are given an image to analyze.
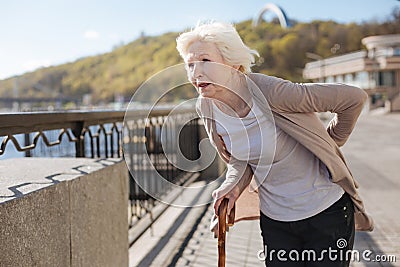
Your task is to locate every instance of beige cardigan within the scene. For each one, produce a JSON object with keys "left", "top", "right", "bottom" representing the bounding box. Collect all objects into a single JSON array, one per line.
[{"left": 197, "top": 73, "right": 374, "bottom": 232}]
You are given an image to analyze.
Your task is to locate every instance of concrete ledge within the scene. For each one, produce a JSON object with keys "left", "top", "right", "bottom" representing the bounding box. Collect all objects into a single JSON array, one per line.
[
  {"left": 0, "top": 158, "right": 128, "bottom": 267},
  {"left": 0, "top": 177, "right": 70, "bottom": 267}
]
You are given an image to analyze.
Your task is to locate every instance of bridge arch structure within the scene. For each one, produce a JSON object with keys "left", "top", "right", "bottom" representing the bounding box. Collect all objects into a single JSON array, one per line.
[{"left": 252, "top": 3, "right": 291, "bottom": 28}]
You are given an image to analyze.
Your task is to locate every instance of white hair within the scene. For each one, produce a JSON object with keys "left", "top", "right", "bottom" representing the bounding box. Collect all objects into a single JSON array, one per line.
[{"left": 176, "top": 21, "right": 259, "bottom": 73}]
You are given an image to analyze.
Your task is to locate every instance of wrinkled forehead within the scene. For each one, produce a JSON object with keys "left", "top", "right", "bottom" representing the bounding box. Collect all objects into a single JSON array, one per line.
[{"left": 185, "top": 41, "right": 220, "bottom": 61}]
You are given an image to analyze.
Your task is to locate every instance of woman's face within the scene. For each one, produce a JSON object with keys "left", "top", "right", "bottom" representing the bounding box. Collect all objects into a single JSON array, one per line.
[{"left": 185, "top": 40, "right": 235, "bottom": 99}]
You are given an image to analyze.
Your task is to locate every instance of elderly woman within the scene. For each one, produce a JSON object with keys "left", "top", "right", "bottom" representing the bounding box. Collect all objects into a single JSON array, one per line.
[{"left": 176, "top": 22, "right": 373, "bottom": 267}]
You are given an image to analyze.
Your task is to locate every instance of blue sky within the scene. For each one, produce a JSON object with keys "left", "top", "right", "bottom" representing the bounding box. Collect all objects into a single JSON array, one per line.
[{"left": 0, "top": 0, "right": 398, "bottom": 80}]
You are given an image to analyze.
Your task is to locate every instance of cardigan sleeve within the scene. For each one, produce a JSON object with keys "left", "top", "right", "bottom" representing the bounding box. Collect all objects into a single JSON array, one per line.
[
  {"left": 259, "top": 75, "right": 368, "bottom": 147},
  {"left": 212, "top": 157, "right": 253, "bottom": 199}
]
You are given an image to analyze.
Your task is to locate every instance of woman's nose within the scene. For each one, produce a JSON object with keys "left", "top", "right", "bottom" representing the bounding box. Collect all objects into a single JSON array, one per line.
[{"left": 192, "top": 62, "right": 203, "bottom": 78}]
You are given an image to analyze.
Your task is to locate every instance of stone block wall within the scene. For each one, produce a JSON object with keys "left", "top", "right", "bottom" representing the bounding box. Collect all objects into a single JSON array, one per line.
[{"left": 0, "top": 158, "right": 128, "bottom": 267}]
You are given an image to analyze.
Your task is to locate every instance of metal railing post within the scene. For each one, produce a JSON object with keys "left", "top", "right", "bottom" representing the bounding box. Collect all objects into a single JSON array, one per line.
[
  {"left": 24, "top": 133, "right": 31, "bottom": 157},
  {"left": 72, "top": 122, "right": 85, "bottom": 157}
]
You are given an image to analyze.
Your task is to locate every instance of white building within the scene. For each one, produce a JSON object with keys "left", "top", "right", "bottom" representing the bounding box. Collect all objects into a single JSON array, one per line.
[{"left": 303, "top": 34, "right": 400, "bottom": 112}]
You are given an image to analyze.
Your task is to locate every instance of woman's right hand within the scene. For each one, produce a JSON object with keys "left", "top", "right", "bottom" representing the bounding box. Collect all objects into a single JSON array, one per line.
[
  {"left": 213, "top": 184, "right": 240, "bottom": 217},
  {"left": 210, "top": 184, "right": 240, "bottom": 237}
]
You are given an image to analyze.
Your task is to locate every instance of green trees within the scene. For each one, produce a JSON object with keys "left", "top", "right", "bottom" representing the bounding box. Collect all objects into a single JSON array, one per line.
[{"left": 0, "top": 8, "right": 398, "bottom": 105}]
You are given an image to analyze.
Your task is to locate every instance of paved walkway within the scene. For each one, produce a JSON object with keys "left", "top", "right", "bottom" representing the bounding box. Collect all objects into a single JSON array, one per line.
[{"left": 130, "top": 112, "right": 400, "bottom": 267}]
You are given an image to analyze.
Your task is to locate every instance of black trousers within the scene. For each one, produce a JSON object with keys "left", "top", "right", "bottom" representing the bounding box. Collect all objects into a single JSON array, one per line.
[{"left": 259, "top": 193, "right": 355, "bottom": 267}]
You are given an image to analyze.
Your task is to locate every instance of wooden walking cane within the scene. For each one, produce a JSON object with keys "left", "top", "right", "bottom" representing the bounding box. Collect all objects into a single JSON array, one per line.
[{"left": 217, "top": 198, "right": 235, "bottom": 267}]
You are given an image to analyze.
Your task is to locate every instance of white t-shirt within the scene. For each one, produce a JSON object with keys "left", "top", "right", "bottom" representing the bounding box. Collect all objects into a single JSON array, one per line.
[{"left": 213, "top": 100, "right": 344, "bottom": 221}]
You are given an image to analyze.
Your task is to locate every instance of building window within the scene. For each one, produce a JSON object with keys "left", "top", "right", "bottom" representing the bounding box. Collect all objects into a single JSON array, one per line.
[{"left": 378, "top": 71, "right": 395, "bottom": 87}]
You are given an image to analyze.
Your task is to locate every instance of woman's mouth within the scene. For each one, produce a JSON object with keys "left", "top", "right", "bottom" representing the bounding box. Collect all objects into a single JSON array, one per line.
[{"left": 197, "top": 82, "right": 211, "bottom": 90}]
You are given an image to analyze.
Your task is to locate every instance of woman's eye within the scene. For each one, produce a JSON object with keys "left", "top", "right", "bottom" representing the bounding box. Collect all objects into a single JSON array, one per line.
[{"left": 187, "top": 59, "right": 209, "bottom": 71}]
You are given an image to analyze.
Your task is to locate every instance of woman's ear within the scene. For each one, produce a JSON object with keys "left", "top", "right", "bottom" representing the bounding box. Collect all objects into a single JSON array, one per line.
[
  {"left": 230, "top": 65, "right": 240, "bottom": 75},
  {"left": 231, "top": 65, "right": 244, "bottom": 75},
  {"left": 232, "top": 65, "right": 245, "bottom": 73},
  {"left": 232, "top": 65, "right": 241, "bottom": 70}
]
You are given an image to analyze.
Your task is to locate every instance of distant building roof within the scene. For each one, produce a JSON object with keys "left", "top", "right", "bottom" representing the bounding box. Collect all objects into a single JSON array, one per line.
[{"left": 362, "top": 34, "right": 400, "bottom": 50}]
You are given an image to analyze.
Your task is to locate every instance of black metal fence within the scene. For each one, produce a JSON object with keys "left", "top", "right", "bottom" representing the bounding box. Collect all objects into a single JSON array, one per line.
[
  {"left": 124, "top": 108, "right": 200, "bottom": 221},
  {"left": 0, "top": 108, "right": 200, "bottom": 226}
]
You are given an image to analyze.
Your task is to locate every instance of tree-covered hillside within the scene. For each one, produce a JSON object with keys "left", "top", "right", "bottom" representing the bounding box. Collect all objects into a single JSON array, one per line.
[{"left": 0, "top": 8, "right": 399, "bottom": 105}]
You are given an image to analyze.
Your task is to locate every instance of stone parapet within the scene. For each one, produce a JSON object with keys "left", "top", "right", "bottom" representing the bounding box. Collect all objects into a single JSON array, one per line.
[{"left": 0, "top": 158, "right": 128, "bottom": 267}]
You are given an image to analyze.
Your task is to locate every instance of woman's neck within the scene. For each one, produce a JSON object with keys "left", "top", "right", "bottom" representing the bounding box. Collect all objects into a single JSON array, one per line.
[{"left": 214, "top": 82, "right": 252, "bottom": 118}]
